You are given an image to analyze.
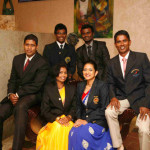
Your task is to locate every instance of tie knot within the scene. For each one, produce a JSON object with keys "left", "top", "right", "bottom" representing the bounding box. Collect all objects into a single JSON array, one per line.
[
  {"left": 60, "top": 45, "right": 63, "bottom": 49},
  {"left": 87, "top": 45, "right": 91, "bottom": 49},
  {"left": 122, "top": 57, "right": 126, "bottom": 62}
]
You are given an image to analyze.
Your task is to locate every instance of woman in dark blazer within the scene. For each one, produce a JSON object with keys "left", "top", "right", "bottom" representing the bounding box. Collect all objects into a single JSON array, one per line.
[
  {"left": 69, "top": 60, "right": 115, "bottom": 150},
  {"left": 36, "top": 64, "right": 76, "bottom": 150}
]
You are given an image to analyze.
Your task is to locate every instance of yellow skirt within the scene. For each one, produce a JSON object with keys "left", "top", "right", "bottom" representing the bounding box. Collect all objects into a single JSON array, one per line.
[{"left": 36, "top": 115, "right": 74, "bottom": 150}]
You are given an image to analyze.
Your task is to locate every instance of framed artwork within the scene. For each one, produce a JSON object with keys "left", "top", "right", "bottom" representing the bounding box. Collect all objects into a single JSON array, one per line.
[{"left": 74, "top": 0, "right": 114, "bottom": 38}]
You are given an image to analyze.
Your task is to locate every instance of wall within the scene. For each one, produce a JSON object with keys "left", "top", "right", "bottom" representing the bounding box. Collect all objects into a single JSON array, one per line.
[
  {"left": 0, "top": 30, "right": 52, "bottom": 100},
  {"left": 0, "top": 0, "right": 150, "bottom": 59}
]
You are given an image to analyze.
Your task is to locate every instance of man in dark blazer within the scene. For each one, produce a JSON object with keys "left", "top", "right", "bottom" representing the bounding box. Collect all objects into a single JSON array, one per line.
[
  {"left": 76, "top": 24, "right": 110, "bottom": 80},
  {"left": 43, "top": 23, "right": 76, "bottom": 80},
  {"left": 0, "top": 34, "right": 49, "bottom": 150},
  {"left": 105, "top": 30, "right": 150, "bottom": 150}
]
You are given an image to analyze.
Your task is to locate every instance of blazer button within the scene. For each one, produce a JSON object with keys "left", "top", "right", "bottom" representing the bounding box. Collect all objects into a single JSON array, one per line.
[
  {"left": 86, "top": 115, "right": 88, "bottom": 118},
  {"left": 86, "top": 108, "right": 88, "bottom": 111}
]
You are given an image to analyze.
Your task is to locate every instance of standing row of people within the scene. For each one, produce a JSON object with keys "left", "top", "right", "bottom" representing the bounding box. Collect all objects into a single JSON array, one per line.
[{"left": 0, "top": 22, "right": 149, "bottom": 150}]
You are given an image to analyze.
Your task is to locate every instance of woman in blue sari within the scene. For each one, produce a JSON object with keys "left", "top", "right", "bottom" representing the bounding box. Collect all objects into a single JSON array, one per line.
[{"left": 69, "top": 60, "right": 115, "bottom": 150}]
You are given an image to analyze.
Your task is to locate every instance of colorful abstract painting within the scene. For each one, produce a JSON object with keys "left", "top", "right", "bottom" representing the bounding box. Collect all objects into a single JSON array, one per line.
[{"left": 74, "top": 0, "right": 114, "bottom": 38}]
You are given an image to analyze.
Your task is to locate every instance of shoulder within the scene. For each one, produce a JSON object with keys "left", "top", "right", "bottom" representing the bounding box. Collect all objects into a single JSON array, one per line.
[
  {"left": 94, "top": 40, "right": 106, "bottom": 46},
  {"left": 44, "top": 42, "right": 56, "bottom": 50}
]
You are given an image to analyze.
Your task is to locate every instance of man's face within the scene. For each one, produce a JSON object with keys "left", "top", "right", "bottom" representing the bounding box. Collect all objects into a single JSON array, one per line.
[
  {"left": 24, "top": 40, "right": 38, "bottom": 58},
  {"left": 115, "top": 35, "right": 131, "bottom": 57},
  {"left": 55, "top": 29, "right": 67, "bottom": 43},
  {"left": 81, "top": 28, "right": 94, "bottom": 44}
]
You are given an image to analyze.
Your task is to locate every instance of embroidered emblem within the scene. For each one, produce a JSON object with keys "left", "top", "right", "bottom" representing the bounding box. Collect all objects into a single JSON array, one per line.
[
  {"left": 131, "top": 69, "right": 140, "bottom": 77},
  {"left": 89, "top": 126, "right": 94, "bottom": 135},
  {"left": 104, "top": 143, "right": 112, "bottom": 150},
  {"left": 93, "top": 96, "right": 99, "bottom": 104},
  {"left": 82, "top": 139, "right": 89, "bottom": 149},
  {"left": 65, "top": 57, "right": 71, "bottom": 64},
  {"left": 102, "top": 128, "right": 105, "bottom": 133},
  {"left": 59, "top": 98, "right": 61, "bottom": 101},
  {"left": 59, "top": 52, "right": 61, "bottom": 54},
  {"left": 71, "top": 131, "right": 74, "bottom": 136}
]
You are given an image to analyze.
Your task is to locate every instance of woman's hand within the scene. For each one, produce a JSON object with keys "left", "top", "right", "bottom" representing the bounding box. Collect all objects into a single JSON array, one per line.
[
  {"left": 74, "top": 119, "right": 88, "bottom": 127},
  {"left": 56, "top": 116, "right": 71, "bottom": 126}
]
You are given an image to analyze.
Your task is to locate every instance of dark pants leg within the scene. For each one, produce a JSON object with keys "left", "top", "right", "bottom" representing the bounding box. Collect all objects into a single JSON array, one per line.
[
  {"left": 12, "top": 94, "right": 39, "bottom": 150},
  {"left": 0, "top": 100, "right": 14, "bottom": 150}
]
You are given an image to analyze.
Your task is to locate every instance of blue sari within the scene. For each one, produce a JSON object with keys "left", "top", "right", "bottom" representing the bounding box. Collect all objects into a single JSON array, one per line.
[{"left": 69, "top": 89, "right": 115, "bottom": 150}]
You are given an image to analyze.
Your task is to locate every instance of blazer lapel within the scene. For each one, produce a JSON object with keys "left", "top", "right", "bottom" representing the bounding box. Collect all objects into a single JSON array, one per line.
[
  {"left": 63, "top": 84, "right": 70, "bottom": 109},
  {"left": 22, "top": 52, "right": 39, "bottom": 77},
  {"left": 125, "top": 51, "right": 136, "bottom": 77},
  {"left": 87, "top": 79, "right": 97, "bottom": 105},
  {"left": 53, "top": 84, "right": 64, "bottom": 108},
  {"left": 114, "top": 55, "right": 123, "bottom": 79},
  {"left": 20, "top": 54, "right": 26, "bottom": 77},
  {"left": 82, "top": 45, "right": 89, "bottom": 61},
  {"left": 91, "top": 41, "right": 97, "bottom": 60}
]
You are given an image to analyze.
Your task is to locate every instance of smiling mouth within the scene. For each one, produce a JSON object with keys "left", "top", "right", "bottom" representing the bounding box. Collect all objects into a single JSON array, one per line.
[{"left": 120, "top": 46, "right": 125, "bottom": 50}]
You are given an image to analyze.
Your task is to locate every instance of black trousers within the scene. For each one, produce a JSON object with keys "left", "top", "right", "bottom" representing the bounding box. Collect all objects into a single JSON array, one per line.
[{"left": 0, "top": 94, "right": 40, "bottom": 150}]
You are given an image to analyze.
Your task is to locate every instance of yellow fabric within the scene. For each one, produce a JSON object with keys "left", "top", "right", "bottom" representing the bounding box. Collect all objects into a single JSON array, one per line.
[
  {"left": 59, "top": 86, "right": 65, "bottom": 104},
  {"left": 36, "top": 115, "right": 74, "bottom": 150}
]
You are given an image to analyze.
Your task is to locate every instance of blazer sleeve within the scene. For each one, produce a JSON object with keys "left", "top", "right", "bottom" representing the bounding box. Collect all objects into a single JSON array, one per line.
[
  {"left": 40, "top": 86, "right": 56, "bottom": 122},
  {"left": 17, "top": 60, "right": 49, "bottom": 98},
  {"left": 141, "top": 54, "right": 150, "bottom": 108},
  {"left": 76, "top": 47, "right": 84, "bottom": 79},
  {"left": 68, "top": 46, "right": 76, "bottom": 75},
  {"left": 98, "top": 42, "right": 110, "bottom": 80}
]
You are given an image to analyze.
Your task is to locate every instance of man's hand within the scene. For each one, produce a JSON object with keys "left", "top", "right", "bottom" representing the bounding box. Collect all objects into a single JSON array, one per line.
[
  {"left": 139, "top": 107, "right": 150, "bottom": 120},
  {"left": 9, "top": 94, "right": 18, "bottom": 105},
  {"left": 107, "top": 97, "right": 120, "bottom": 111},
  {"left": 73, "top": 119, "right": 88, "bottom": 127}
]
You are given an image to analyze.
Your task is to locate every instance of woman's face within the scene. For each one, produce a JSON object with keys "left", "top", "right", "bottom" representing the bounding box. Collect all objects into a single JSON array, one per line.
[
  {"left": 56, "top": 67, "right": 68, "bottom": 83},
  {"left": 83, "top": 63, "right": 98, "bottom": 80}
]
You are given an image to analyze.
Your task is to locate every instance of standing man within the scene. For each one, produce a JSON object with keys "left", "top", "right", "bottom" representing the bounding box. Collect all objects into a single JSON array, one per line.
[
  {"left": 0, "top": 34, "right": 49, "bottom": 150},
  {"left": 76, "top": 24, "right": 110, "bottom": 80},
  {"left": 43, "top": 23, "right": 76, "bottom": 80},
  {"left": 105, "top": 30, "right": 150, "bottom": 150}
]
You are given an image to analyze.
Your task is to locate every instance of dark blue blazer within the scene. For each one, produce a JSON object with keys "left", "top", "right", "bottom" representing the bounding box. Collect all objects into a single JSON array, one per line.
[
  {"left": 107, "top": 51, "right": 150, "bottom": 113},
  {"left": 76, "top": 79, "right": 109, "bottom": 129}
]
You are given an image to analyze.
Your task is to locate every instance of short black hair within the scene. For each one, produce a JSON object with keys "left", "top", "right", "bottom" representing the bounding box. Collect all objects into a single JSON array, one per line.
[
  {"left": 54, "top": 23, "right": 67, "bottom": 34},
  {"left": 51, "top": 63, "right": 68, "bottom": 85},
  {"left": 24, "top": 34, "right": 38, "bottom": 45},
  {"left": 81, "top": 24, "right": 94, "bottom": 33},
  {"left": 83, "top": 60, "right": 98, "bottom": 71},
  {"left": 114, "top": 30, "right": 130, "bottom": 43}
]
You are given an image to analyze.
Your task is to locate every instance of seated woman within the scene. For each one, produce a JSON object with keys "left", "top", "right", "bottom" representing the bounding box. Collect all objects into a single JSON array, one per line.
[
  {"left": 36, "top": 64, "right": 76, "bottom": 150},
  {"left": 69, "top": 60, "right": 115, "bottom": 150}
]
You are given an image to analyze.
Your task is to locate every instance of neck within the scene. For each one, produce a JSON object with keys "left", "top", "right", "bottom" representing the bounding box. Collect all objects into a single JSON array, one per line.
[
  {"left": 87, "top": 78, "right": 95, "bottom": 87},
  {"left": 57, "top": 81, "right": 64, "bottom": 89}
]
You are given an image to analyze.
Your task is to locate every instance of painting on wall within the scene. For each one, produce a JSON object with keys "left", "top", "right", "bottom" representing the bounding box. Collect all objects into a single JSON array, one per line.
[{"left": 74, "top": 0, "right": 114, "bottom": 38}]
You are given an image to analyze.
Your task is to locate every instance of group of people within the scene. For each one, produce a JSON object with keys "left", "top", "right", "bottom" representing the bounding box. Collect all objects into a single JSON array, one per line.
[{"left": 0, "top": 23, "right": 149, "bottom": 150}]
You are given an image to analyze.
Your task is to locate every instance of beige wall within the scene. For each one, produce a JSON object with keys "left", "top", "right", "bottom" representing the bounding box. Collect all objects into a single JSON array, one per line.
[{"left": 0, "top": 0, "right": 150, "bottom": 59}]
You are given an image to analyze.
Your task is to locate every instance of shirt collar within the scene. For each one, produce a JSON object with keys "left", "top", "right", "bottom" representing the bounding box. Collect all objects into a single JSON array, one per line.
[
  {"left": 85, "top": 40, "right": 93, "bottom": 48},
  {"left": 25, "top": 54, "right": 35, "bottom": 61},
  {"left": 56, "top": 41, "right": 65, "bottom": 49},
  {"left": 119, "top": 51, "right": 130, "bottom": 61}
]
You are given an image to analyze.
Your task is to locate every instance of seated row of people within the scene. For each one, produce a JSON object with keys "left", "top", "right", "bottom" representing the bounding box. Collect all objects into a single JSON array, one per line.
[
  {"left": 36, "top": 61, "right": 115, "bottom": 150},
  {"left": 0, "top": 25, "right": 149, "bottom": 150}
]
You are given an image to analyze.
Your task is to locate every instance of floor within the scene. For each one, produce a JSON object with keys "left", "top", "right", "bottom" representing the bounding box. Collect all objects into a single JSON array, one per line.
[{"left": 2, "top": 136, "right": 35, "bottom": 150}]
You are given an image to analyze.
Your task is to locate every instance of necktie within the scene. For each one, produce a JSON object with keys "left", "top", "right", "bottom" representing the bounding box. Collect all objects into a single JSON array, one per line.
[
  {"left": 60, "top": 45, "right": 63, "bottom": 49},
  {"left": 122, "top": 57, "right": 127, "bottom": 77},
  {"left": 87, "top": 45, "right": 92, "bottom": 57},
  {"left": 23, "top": 59, "right": 30, "bottom": 71}
]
